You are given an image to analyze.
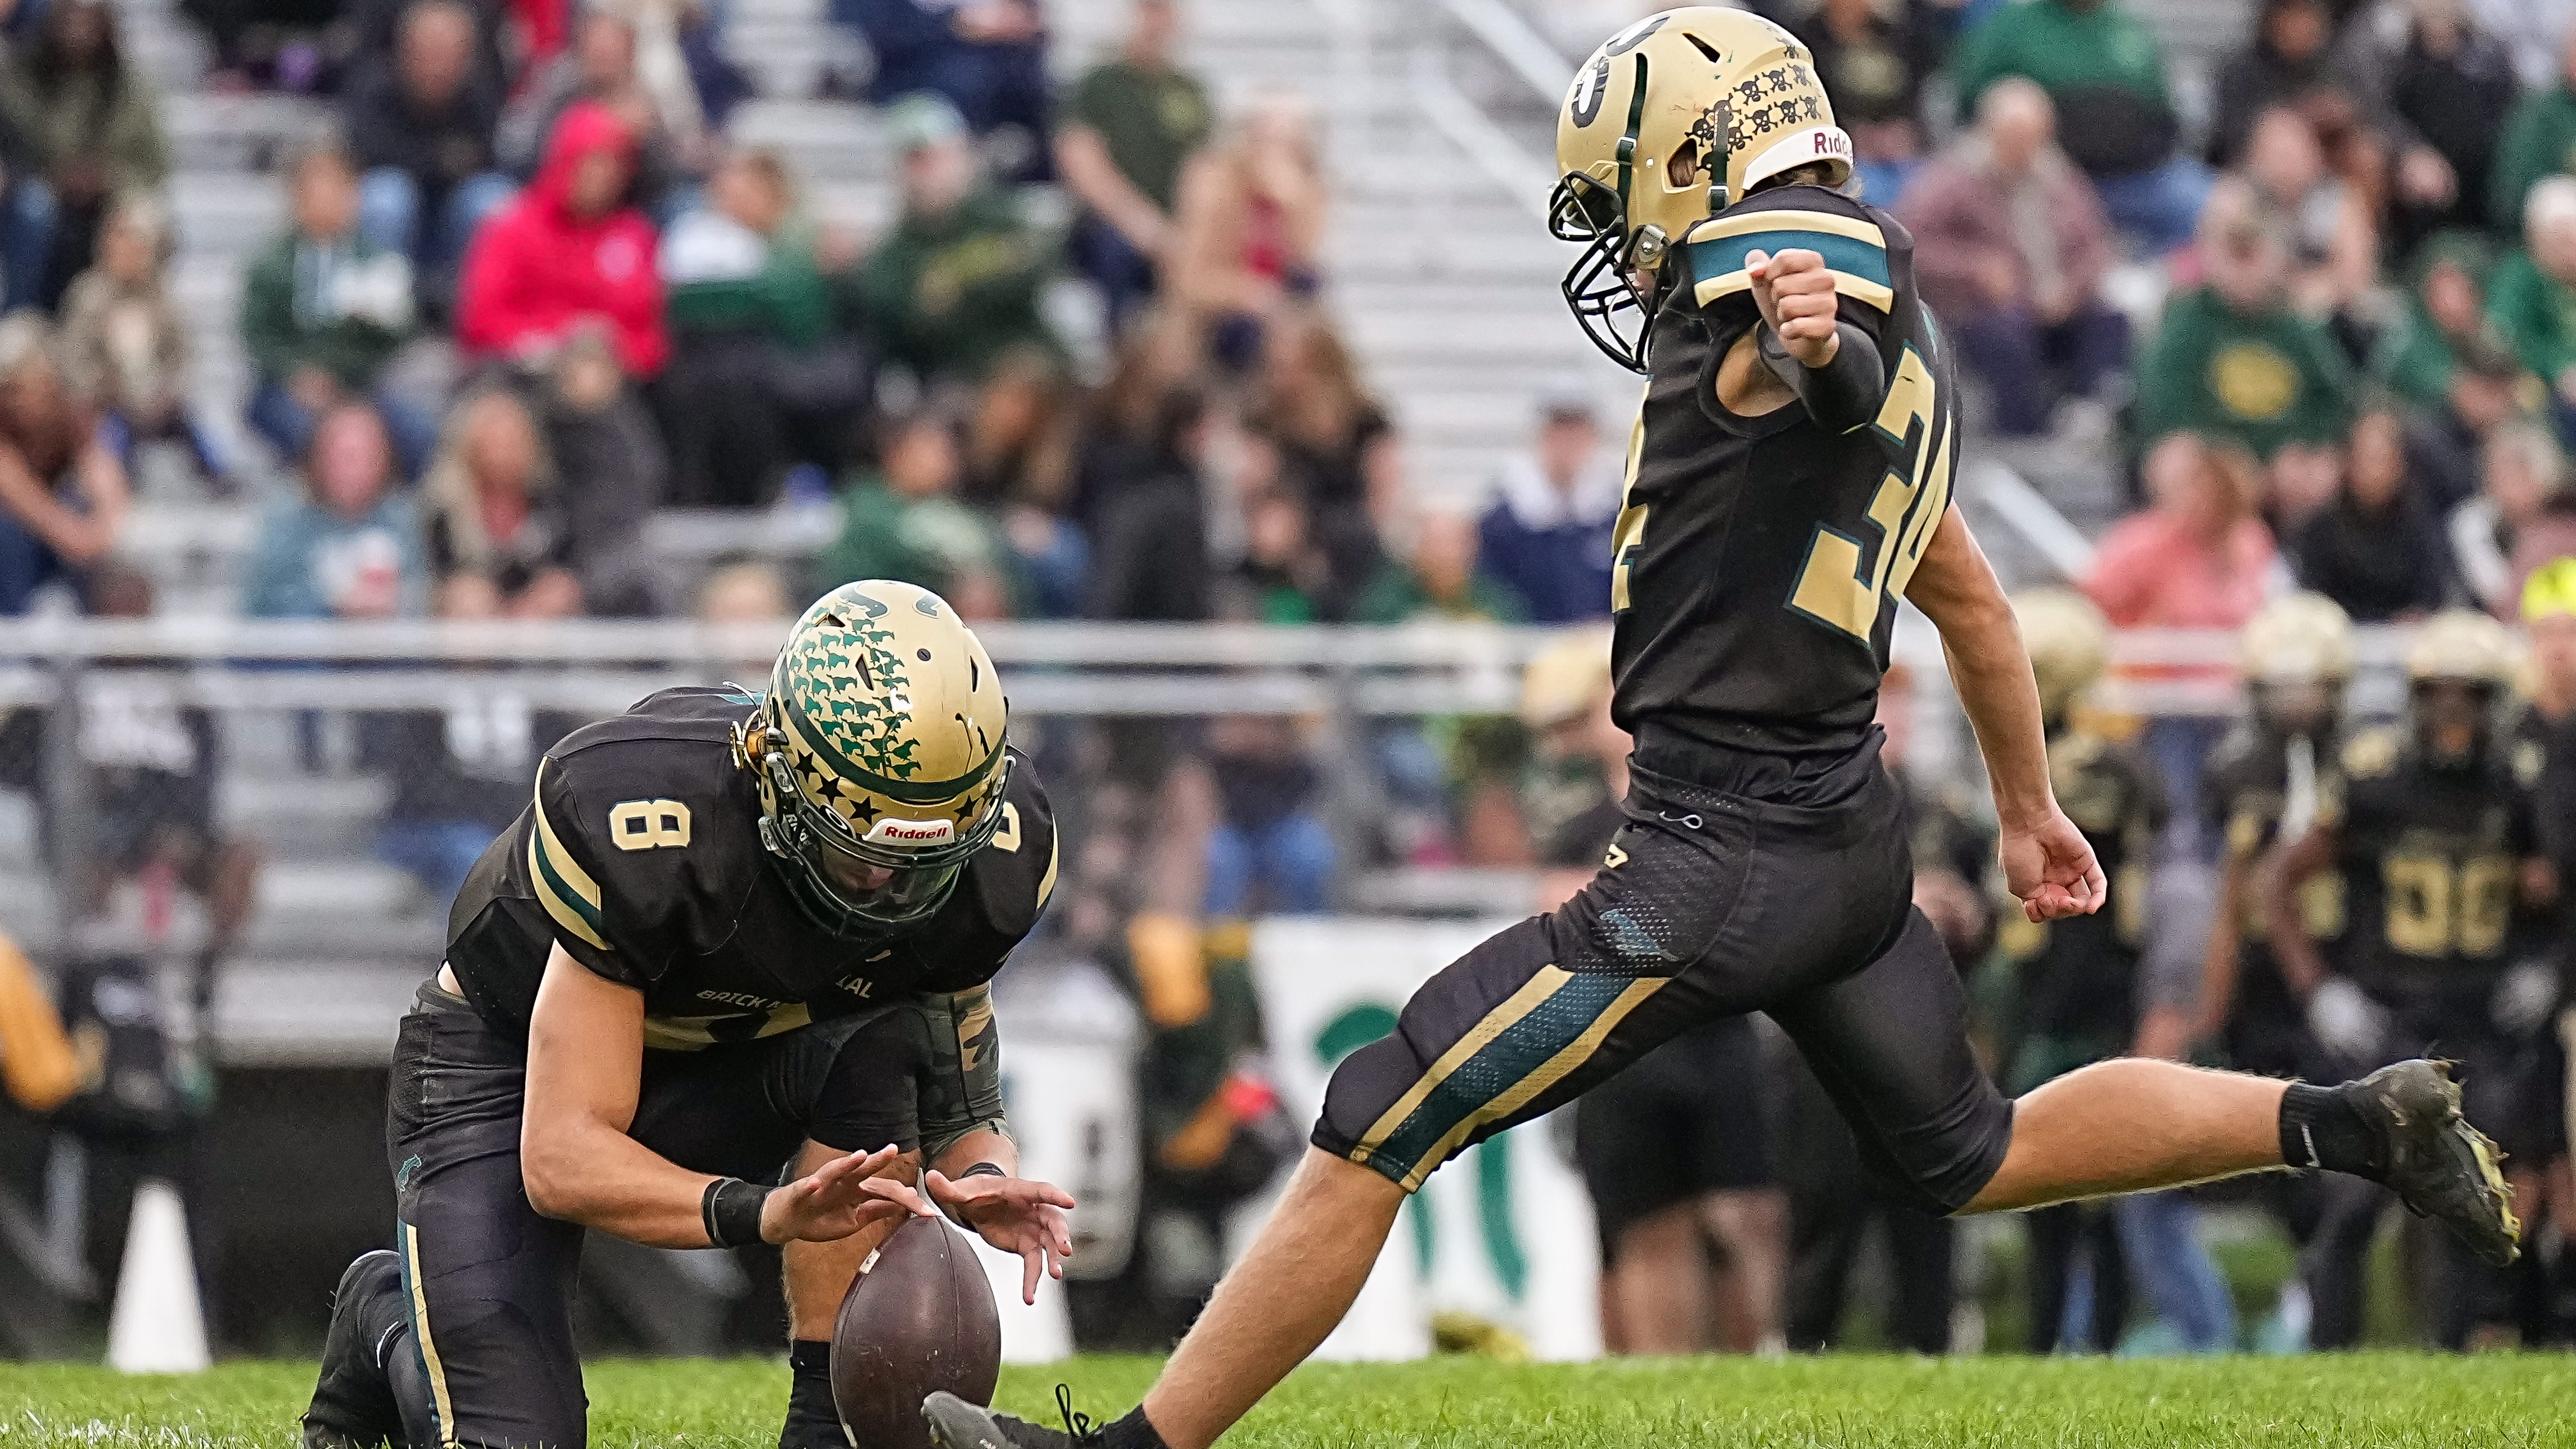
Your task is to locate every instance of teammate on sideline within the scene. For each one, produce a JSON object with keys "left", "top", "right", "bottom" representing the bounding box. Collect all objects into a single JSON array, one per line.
[
  {"left": 302, "top": 580, "right": 1073, "bottom": 1449},
  {"left": 928, "top": 12, "right": 2518, "bottom": 1448}
]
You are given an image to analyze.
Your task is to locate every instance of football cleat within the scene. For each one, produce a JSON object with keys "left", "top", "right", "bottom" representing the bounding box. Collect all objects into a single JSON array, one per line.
[
  {"left": 301, "top": 1250, "right": 410, "bottom": 1449},
  {"left": 923, "top": 1387, "right": 1101, "bottom": 1449},
  {"left": 2350, "top": 1059, "right": 2520, "bottom": 1267}
]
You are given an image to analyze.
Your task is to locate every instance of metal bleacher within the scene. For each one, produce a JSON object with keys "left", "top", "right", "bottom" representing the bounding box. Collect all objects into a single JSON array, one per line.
[{"left": 49, "top": 0, "right": 2265, "bottom": 1062}]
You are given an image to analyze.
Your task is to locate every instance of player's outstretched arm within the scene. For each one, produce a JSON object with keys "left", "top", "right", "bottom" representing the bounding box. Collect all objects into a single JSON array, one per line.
[
  {"left": 521, "top": 945, "right": 921, "bottom": 1248},
  {"left": 1904, "top": 505, "right": 2105, "bottom": 923}
]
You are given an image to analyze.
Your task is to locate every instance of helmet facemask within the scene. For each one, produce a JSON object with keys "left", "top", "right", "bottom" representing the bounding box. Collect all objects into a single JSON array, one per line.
[
  {"left": 742, "top": 713, "right": 1014, "bottom": 939},
  {"left": 1550, "top": 170, "right": 1667, "bottom": 374}
]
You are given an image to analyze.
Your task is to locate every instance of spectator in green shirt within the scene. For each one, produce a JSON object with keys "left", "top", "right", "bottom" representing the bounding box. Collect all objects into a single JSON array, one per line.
[
  {"left": 658, "top": 147, "right": 863, "bottom": 507},
  {"left": 843, "top": 94, "right": 1061, "bottom": 387},
  {"left": 1056, "top": 0, "right": 1212, "bottom": 335},
  {"left": 1949, "top": 0, "right": 2212, "bottom": 254},
  {"left": 2134, "top": 186, "right": 2355, "bottom": 460},
  {"left": 1354, "top": 512, "right": 1529, "bottom": 626},
  {"left": 815, "top": 409, "right": 1023, "bottom": 620},
  {"left": 240, "top": 141, "right": 439, "bottom": 479},
  {"left": 2490, "top": 27, "right": 2576, "bottom": 232},
  {"left": 2490, "top": 176, "right": 2576, "bottom": 387}
]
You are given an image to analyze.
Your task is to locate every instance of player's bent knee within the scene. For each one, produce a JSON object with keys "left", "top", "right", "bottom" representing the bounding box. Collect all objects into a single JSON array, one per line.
[{"left": 1310, "top": 1032, "right": 1455, "bottom": 1194}]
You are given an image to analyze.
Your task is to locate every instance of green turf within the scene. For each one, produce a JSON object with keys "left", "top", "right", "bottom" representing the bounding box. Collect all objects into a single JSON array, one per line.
[{"left": 6, "top": 1354, "right": 2576, "bottom": 1447}]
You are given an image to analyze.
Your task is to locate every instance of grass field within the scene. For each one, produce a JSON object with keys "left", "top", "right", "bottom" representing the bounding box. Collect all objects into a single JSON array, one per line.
[{"left": 7, "top": 1355, "right": 2576, "bottom": 1448}]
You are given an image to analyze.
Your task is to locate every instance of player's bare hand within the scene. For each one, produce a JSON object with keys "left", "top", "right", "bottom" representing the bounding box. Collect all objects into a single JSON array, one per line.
[
  {"left": 1745, "top": 247, "right": 1841, "bottom": 368},
  {"left": 1999, "top": 809, "right": 2108, "bottom": 923},
  {"left": 762, "top": 1144, "right": 932, "bottom": 1244},
  {"left": 926, "top": 1170, "right": 1076, "bottom": 1304}
]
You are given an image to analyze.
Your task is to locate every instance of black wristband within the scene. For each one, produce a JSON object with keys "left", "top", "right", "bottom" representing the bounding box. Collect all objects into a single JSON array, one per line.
[
  {"left": 941, "top": 1162, "right": 1008, "bottom": 1228},
  {"left": 702, "top": 1176, "right": 772, "bottom": 1248}
]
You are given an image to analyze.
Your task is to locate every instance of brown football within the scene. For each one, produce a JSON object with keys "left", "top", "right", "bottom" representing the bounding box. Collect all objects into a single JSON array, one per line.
[{"left": 829, "top": 1215, "right": 1003, "bottom": 1449}]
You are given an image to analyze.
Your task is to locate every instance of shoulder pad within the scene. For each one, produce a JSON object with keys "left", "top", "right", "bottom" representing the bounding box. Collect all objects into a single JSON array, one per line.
[
  {"left": 2342, "top": 726, "right": 2401, "bottom": 780},
  {"left": 1682, "top": 186, "right": 1892, "bottom": 317}
]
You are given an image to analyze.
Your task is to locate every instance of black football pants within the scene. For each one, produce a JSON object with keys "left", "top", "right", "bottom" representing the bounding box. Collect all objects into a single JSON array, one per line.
[
  {"left": 1313, "top": 759, "right": 2015, "bottom": 1218},
  {"left": 366, "top": 980, "right": 927, "bottom": 1448}
]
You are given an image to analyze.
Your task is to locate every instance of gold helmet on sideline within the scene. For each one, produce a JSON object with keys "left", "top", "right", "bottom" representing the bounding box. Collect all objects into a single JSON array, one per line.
[
  {"left": 1520, "top": 628, "right": 1616, "bottom": 731},
  {"left": 733, "top": 580, "right": 1012, "bottom": 937},
  {"left": 2405, "top": 608, "right": 2517, "bottom": 690},
  {"left": 2240, "top": 592, "right": 2357, "bottom": 688},
  {"left": 1549, "top": 7, "right": 1851, "bottom": 372},
  {"left": 2014, "top": 588, "right": 2111, "bottom": 721}
]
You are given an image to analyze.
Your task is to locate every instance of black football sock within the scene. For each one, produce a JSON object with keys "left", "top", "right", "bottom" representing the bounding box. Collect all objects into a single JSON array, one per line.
[
  {"left": 1098, "top": 1406, "right": 1171, "bottom": 1449},
  {"left": 2280, "top": 1082, "right": 2388, "bottom": 1181},
  {"left": 779, "top": 1339, "right": 843, "bottom": 1449}
]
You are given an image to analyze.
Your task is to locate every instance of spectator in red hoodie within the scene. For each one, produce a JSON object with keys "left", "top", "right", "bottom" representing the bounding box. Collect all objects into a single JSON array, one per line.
[{"left": 455, "top": 101, "right": 668, "bottom": 378}]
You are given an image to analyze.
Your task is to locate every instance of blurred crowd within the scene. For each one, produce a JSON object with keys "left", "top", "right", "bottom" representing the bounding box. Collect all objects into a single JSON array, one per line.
[{"left": 1, "top": 0, "right": 2575, "bottom": 1361}]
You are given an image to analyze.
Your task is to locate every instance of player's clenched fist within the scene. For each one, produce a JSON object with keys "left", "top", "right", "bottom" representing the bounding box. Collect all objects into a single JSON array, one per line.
[
  {"left": 1745, "top": 247, "right": 1841, "bottom": 368},
  {"left": 1998, "top": 809, "right": 2110, "bottom": 924}
]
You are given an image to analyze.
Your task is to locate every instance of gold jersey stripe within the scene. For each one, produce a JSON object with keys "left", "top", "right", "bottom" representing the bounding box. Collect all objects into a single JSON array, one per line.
[
  {"left": 1694, "top": 267, "right": 1896, "bottom": 313},
  {"left": 1035, "top": 831, "right": 1061, "bottom": 912},
  {"left": 1693, "top": 206, "right": 1888, "bottom": 247},
  {"left": 528, "top": 761, "right": 608, "bottom": 953},
  {"left": 401, "top": 1222, "right": 458, "bottom": 1447},
  {"left": 1392, "top": 975, "right": 1668, "bottom": 1192}
]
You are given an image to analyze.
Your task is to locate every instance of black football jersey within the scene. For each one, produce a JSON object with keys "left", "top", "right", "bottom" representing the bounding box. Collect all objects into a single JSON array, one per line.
[
  {"left": 445, "top": 686, "right": 1058, "bottom": 1049},
  {"left": 2199, "top": 724, "right": 2347, "bottom": 1024},
  {"left": 2326, "top": 725, "right": 2537, "bottom": 998},
  {"left": 1610, "top": 183, "right": 1957, "bottom": 761},
  {"left": 1997, "top": 729, "right": 2167, "bottom": 1043}
]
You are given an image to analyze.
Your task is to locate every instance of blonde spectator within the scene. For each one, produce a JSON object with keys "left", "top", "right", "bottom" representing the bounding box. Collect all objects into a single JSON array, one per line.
[
  {"left": 58, "top": 195, "right": 223, "bottom": 485},
  {"left": 1170, "top": 92, "right": 1327, "bottom": 372},
  {"left": 419, "top": 388, "right": 583, "bottom": 620}
]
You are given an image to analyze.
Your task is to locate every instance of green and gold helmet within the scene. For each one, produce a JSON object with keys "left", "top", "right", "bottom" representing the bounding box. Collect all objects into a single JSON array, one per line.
[
  {"left": 1549, "top": 7, "right": 1850, "bottom": 372},
  {"left": 733, "top": 580, "right": 1012, "bottom": 937},
  {"left": 2014, "top": 588, "right": 2111, "bottom": 722}
]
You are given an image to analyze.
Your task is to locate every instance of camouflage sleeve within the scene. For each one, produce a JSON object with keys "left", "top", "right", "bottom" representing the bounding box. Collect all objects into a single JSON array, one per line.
[{"left": 914, "top": 983, "right": 1009, "bottom": 1164}]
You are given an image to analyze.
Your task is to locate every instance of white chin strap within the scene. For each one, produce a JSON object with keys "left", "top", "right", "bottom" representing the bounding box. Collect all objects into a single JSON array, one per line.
[{"left": 1742, "top": 126, "right": 1855, "bottom": 192}]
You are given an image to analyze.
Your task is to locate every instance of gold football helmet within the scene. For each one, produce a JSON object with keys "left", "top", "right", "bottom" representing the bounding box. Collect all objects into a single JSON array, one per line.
[
  {"left": 2240, "top": 592, "right": 2357, "bottom": 688},
  {"left": 2014, "top": 588, "right": 2111, "bottom": 721},
  {"left": 733, "top": 580, "right": 1013, "bottom": 936},
  {"left": 1550, "top": 7, "right": 1851, "bottom": 372},
  {"left": 2406, "top": 608, "right": 2517, "bottom": 689}
]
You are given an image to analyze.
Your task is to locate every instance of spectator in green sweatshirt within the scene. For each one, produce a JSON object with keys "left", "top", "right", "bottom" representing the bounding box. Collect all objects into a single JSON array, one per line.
[
  {"left": 2371, "top": 232, "right": 2497, "bottom": 412},
  {"left": 2134, "top": 186, "right": 2354, "bottom": 459},
  {"left": 2491, "top": 26, "right": 2576, "bottom": 230},
  {"left": 842, "top": 95, "right": 1059, "bottom": 388},
  {"left": 240, "top": 142, "right": 438, "bottom": 478},
  {"left": 815, "top": 409, "right": 1024, "bottom": 620},
  {"left": 2487, "top": 177, "right": 2576, "bottom": 420},
  {"left": 1949, "top": 0, "right": 2212, "bottom": 254}
]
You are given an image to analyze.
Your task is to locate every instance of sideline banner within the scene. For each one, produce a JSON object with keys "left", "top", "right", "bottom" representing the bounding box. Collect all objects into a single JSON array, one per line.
[{"left": 1241, "top": 917, "right": 1601, "bottom": 1362}]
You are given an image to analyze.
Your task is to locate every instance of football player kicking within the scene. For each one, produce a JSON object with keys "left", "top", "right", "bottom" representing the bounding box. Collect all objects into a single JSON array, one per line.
[
  {"left": 303, "top": 580, "right": 1075, "bottom": 1449},
  {"left": 926, "top": 12, "right": 2518, "bottom": 1448}
]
